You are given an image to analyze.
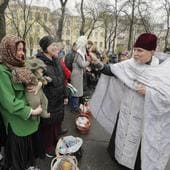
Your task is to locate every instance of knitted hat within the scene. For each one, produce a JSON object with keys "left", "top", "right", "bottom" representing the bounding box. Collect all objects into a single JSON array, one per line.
[
  {"left": 134, "top": 33, "right": 157, "bottom": 51},
  {"left": 39, "top": 35, "right": 56, "bottom": 52}
]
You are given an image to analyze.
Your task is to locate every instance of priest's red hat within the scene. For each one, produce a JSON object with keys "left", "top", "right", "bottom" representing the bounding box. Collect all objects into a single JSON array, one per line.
[{"left": 134, "top": 33, "right": 157, "bottom": 51}]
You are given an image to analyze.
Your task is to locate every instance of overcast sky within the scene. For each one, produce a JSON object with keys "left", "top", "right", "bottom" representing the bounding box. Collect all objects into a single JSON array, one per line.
[
  {"left": 31, "top": 0, "right": 160, "bottom": 10},
  {"left": 29, "top": 0, "right": 164, "bottom": 23},
  {"left": 32, "top": 0, "right": 79, "bottom": 12}
]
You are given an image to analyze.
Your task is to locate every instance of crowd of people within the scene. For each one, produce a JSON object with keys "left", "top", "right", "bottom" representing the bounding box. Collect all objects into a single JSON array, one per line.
[
  {"left": 0, "top": 32, "right": 170, "bottom": 170},
  {"left": 0, "top": 34, "right": 112, "bottom": 170}
]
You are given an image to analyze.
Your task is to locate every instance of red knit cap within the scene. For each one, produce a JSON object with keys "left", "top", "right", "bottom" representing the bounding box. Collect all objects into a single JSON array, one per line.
[{"left": 134, "top": 33, "right": 157, "bottom": 51}]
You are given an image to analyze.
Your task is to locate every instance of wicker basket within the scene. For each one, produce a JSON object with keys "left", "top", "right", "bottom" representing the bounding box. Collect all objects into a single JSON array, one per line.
[
  {"left": 81, "top": 110, "right": 92, "bottom": 118},
  {"left": 79, "top": 101, "right": 92, "bottom": 118},
  {"left": 75, "top": 114, "right": 91, "bottom": 134},
  {"left": 51, "top": 155, "right": 79, "bottom": 170}
]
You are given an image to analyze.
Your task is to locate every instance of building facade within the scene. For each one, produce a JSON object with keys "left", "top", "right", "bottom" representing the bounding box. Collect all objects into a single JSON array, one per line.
[{"left": 6, "top": 1, "right": 169, "bottom": 56}]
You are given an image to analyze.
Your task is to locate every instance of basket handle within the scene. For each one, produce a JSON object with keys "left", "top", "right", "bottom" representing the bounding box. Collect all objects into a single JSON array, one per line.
[
  {"left": 51, "top": 155, "right": 64, "bottom": 169},
  {"left": 72, "top": 156, "right": 78, "bottom": 166},
  {"left": 50, "top": 157, "right": 57, "bottom": 169},
  {"left": 51, "top": 155, "right": 79, "bottom": 170},
  {"left": 67, "top": 156, "right": 79, "bottom": 170}
]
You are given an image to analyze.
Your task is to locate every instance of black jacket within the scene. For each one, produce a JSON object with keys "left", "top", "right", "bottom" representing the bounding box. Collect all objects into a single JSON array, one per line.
[{"left": 36, "top": 52, "right": 65, "bottom": 124}]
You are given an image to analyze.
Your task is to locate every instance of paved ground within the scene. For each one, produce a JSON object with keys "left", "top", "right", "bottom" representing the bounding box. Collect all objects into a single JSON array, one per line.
[
  {"left": 37, "top": 105, "right": 170, "bottom": 170},
  {"left": 37, "top": 105, "right": 120, "bottom": 170}
]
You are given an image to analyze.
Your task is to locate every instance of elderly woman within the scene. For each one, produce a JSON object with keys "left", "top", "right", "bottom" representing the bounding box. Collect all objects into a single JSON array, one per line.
[
  {"left": 0, "top": 35, "right": 42, "bottom": 170},
  {"left": 36, "top": 35, "right": 67, "bottom": 158}
]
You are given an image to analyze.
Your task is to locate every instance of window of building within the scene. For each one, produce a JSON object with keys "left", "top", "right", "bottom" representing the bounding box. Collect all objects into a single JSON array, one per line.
[
  {"left": 67, "top": 20, "right": 70, "bottom": 27},
  {"left": 37, "top": 37, "right": 40, "bottom": 44},
  {"left": 10, "top": 12, "right": 17, "bottom": 20},
  {"left": 77, "top": 31, "right": 80, "bottom": 37},
  {"left": 35, "top": 12, "right": 40, "bottom": 20},
  {"left": 76, "top": 17, "right": 80, "bottom": 23},
  {"left": 90, "top": 33, "right": 93, "bottom": 37},
  {"left": 99, "top": 42, "right": 103, "bottom": 48},
  {"left": 95, "top": 32, "right": 98, "bottom": 37},
  {"left": 66, "top": 40, "right": 70, "bottom": 45},
  {"left": 29, "top": 37, "right": 33, "bottom": 45},
  {"left": 35, "top": 25, "right": 40, "bottom": 32},
  {"left": 94, "top": 41, "right": 97, "bottom": 46},
  {"left": 29, "top": 12, "right": 32, "bottom": 20},
  {"left": 66, "top": 30, "right": 70, "bottom": 36},
  {"left": 44, "top": 13, "right": 47, "bottom": 22},
  {"left": 118, "top": 36, "right": 124, "bottom": 40},
  {"left": 100, "top": 32, "right": 104, "bottom": 37}
]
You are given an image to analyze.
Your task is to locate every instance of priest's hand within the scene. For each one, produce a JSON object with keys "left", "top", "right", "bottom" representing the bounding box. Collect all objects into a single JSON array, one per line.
[
  {"left": 89, "top": 52, "right": 98, "bottom": 64},
  {"left": 136, "top": 84, "right": 146, "bottom": 96}
]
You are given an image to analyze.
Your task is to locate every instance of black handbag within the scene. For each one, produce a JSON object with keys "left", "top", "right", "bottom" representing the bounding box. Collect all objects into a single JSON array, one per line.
[{"left": 0, "top": 113, "right": 6, "bottom": 147}]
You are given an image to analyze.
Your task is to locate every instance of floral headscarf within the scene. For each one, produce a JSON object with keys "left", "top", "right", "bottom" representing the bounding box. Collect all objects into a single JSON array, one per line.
[{"left": 0, "top": 35, "right": 37, "bottom": 85}]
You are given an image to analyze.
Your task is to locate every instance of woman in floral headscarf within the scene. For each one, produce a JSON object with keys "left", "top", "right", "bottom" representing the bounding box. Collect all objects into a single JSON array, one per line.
[{"left": 0, "top": 35, "right": 42, "bottom": 170}]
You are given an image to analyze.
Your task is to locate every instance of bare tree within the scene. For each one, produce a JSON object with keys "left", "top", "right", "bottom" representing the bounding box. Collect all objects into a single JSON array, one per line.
[
  {"left": 162, "top": 0, "right": 170, "bottom": 51},
  {"left": 7, "top": 0, "right": 36, "bottom": 40},
  {"left": 106, "top": 17, "right": 115, "bottom": 50},
  {"left": 55, "top": 0, "right": 68, "bottom": 40},
  {"left": 85, "top": 4, "right": 101, "bottom": 38},
  {"left": 77, "top": 0, "right": 100, "bottom": 36},
  {"left": 79, "top": 0, "right": 85, "bottom": 35},
  {"left": 97, "top": 0, "right": 127, "bottom": 52},
  {"left": 109, "top": 0, "right": 126, "bottom": 53},
  {"left": 41, "top": 0, "right": 69, "bottom": 40},
  {"left": 76, "top": 0, "right": 110, "bottom": 38},
  {"left": 121, "top": 0, "right": 152, "bottom": 51},
  {"left": 101, "top": 14, "right": 128, "bottom": 52},
  {"left": 137, "top": 1, "right": 153, "bottom": 32},
  {"left": 111, "top": 0, "right": 119, "bottom": 52},
  {"left": 36, "top": 1, "right": 70, "bottom": 41},
  {"left": 36, "top": 19, "right": 53, "bottom": 35},
  {"left": 127, "top": 0, "right": 136, "bottom": 51},
  {"left": 84, "top": 1, "right": 108, "bottom": 38},
  {"left": 0, "top": 0, "right": 9, "bottom": 41},
  {"left": 100, "top": 11, "right": 113, "bottom": 49}
]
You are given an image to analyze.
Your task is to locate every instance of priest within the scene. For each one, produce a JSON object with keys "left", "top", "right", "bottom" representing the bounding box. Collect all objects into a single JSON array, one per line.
[{"left": 90, "top": 33, "right": 170, "bottom": 170}]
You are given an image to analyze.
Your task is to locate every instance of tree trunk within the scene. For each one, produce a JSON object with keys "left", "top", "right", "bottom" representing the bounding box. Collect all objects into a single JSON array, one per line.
[
  {"left": 104, "top": 23, "right": 108, "bottom": 49},
  {"left": 112, "top": 0, "right": 118, "bottom": 53},
  {"left": 0, "top": 0, "right": 9, "bottom": 42},
  {"left": 164, "top": 28, "right": 169, "bottom": 52},
  {"left": 56, "top": 7, "right": 65, "bottom": 41},
  {"left": 79, "top": 0, "right": 85, "bottom": 36},
  {"left": 128, "top": 0, "right": 135, "bottom": 51},
  {"left": 56, "top": 0, "right": 68, "bottom": 41},
  {"left": 112, "top": 21, "right": 118, "bottom": 53},
  {"left": 87, "top": 20, "right": 97, "bottom": 39},
  {"left": 108, "top": 40, "right": 111, "bottom": 51},
  {"left": 164, "top": 7, "right": 170, "bottom": 51}
]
